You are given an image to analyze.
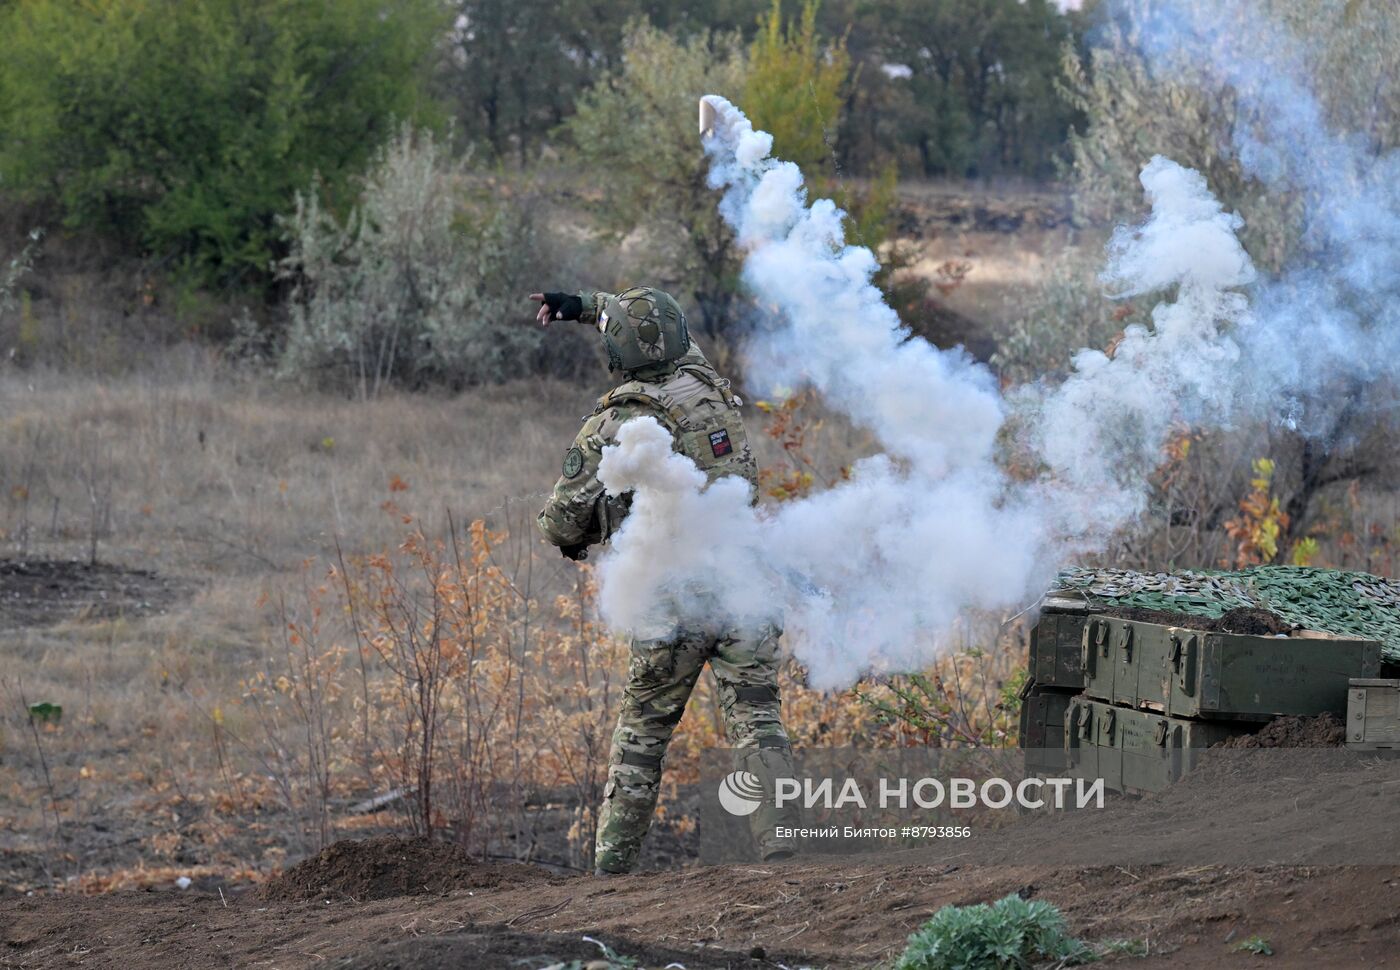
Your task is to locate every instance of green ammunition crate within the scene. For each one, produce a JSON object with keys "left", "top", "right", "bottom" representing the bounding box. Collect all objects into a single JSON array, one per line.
[
  {"left": 1064, "top": 697, "right": 1253, "bottom": 794},
  {"left": 1028, "top": 599, "right": 1092, "bottom": 689},
  {"left": 1079, "top": 616, "right": 1381, "bottom": 721},
  {"left": 1347, "top": 679, "right": 1400, "bottom": 750},
  {"left": 1019, "top": 683, "right": 1076, "bottom": 773}
]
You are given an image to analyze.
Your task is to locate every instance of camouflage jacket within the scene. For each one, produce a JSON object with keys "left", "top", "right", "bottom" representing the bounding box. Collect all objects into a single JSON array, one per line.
[{"left": 536, "top": 335, "right": 759, "bottom": 551}]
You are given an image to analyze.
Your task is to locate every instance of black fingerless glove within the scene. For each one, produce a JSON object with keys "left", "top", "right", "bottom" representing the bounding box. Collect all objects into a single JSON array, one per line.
[
  {"left": 560, "top": 542, "right": 590, "bottom": 561},
  {"left": 541, "top": 292, "right": 584, "bottom": 321}
]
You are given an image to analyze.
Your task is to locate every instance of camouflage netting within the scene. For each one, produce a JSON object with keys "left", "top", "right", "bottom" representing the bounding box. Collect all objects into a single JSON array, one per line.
[{"left": 1052, "top": 566, "right": 1400, "bottom": 664}]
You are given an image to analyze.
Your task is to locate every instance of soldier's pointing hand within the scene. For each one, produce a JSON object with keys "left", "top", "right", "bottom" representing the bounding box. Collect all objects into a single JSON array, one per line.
[{"left": 529, "top": 292, "right": 584, "bottom": 327}]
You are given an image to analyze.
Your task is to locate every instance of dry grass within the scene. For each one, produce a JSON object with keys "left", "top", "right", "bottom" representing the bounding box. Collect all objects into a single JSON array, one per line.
[
  {"left": 0, "top": 352, "right": 601, "bottom": 883},
  {"left": 906, "top": 229, "right": 1080, "bottom": 332},
  {"left": 1, "top": 350, "right": 592, "bottom": 796},
  {"left": 3, "top": 176, "right": 1396, "bottom": 893},
  {"left": 1, "top": 348, "right": 594, "bottom": 570}
]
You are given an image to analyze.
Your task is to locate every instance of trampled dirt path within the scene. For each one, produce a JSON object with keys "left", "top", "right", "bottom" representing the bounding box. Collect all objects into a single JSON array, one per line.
[{"left": 3, "top": 848, "right": 1399, "bottom": 968}]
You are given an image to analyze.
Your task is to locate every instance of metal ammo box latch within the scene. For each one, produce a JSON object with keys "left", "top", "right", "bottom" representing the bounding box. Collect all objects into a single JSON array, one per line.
[
  {"left": 1116, "top": 622, "right": 1133, "bottom": 663},
  {"left": 1174, "top": 634, "right": 1198, "bottom": 695}
]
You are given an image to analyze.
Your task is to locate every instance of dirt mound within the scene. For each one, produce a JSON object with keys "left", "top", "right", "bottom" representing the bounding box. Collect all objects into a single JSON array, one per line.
[
  {"left": 260, "top": 835, "right": 557, "bottom": 902},
  {"left": 0, "top": 558, "right": 187, "bottom": 628},
  {"left": 1215, "top": 713, "right": 1347, "bottom": 748},
  {"left": 1216, "top": 606, "right": 1294, "bottom": 635},
  {"left": 1101, "top": 604, "right": 1293, "bottom": 635}
]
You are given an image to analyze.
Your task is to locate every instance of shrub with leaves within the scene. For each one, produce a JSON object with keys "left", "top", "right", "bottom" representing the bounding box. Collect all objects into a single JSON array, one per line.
[
  {"left": 0, "top": 230, "right": 41, "bottom": 315},
  {"left": 745, "top": 1, "right": 902, "bottom": 291},
  {"left": 1224, "top": 458, "right": 1290, "bottom": 567},
  {"left": 0, "top": 229, "right": 43, "bottom": 363},
  {"left": 894, "top": 894, "right": 1094, "bottom": 970},
  {"left": 225, "top": 506, "right": 978, "bottom": 866},
  {"left": 1233, "top": 935, "right": 1273, "bottom": 956},
  {"left": 277, "top": 126, "right": 575, "bottom": 395},
  {"left": 566, "top": 22, "right": 748, "bottom": 340},
  {"left": 744, "top": 0, "right": 849, "bottom": 173},
  {"left": 0, "top": 0, "right": 440, "bottom": 283}
]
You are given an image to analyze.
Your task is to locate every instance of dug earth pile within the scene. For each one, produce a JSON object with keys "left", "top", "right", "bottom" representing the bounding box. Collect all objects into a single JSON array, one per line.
[
  {"left": 1215, "top": 713, "right": 1348, "bottom": 748},
  {"left": 0, "top": 558, "right": 189, "bottom": 628},
  {"left": 260, "top": 835, "right": 555, "bottom": 902},
  {"left": 1100, "top": 604, "right": 1295, "bottom": 636}
]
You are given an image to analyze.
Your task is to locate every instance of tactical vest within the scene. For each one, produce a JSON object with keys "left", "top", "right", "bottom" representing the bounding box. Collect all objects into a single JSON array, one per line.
[{"left": 594, "top": 362, "right": 760, "bottom": 494}]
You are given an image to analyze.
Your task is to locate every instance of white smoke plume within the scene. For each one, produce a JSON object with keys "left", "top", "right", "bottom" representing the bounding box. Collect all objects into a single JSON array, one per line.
[
  {"left": 1027, "top": 157, "right": 1256, "bottom": 537},
  {"left": 594, "top": 91, "right": 1256, "bottom": 688},
  {"left": 1122, "top": 0, "right": 1400, "bottom": 435},
  {"left": 595, "top": 1, "right": 1394, "bottom": 688}
]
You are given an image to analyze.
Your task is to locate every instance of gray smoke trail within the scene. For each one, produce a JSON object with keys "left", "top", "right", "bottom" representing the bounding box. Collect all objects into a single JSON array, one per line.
[{"left": 595, "top": 2, "right": 1396, "bottom": 688}]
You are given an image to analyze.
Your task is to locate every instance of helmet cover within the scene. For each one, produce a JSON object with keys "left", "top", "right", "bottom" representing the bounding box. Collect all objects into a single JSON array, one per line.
[{"left": 600, "top": 286, "right": 690, "bottom": 373}]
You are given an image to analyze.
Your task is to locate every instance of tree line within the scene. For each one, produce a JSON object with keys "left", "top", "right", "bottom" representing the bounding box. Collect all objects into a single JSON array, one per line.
[
  {"left": 0, "top": 0, "right": 1088, "bottom": 287},
  {"left": 444, "top": 0, "right": 1084, "bottom": 178}
]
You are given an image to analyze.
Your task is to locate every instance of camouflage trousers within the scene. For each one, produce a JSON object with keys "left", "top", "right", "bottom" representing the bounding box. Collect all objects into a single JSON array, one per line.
[{"left": 594, "top": 624, "right": 798, "bottom": 874}]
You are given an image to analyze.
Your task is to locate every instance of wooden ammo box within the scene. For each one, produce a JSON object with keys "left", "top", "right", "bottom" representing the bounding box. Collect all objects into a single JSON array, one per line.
[
  {"left": 1028, "top": 598, "right": 1094, "bottom": 690},
  {"left": 1064, "top": 697, "right": 1252, "bottom": 794},
  {"left": 1079, "top": 616, "right": 1381, "bottom": 721},
  {"left": 1347, "top": 679, "right": 1400, "bottom": 749},
  {"left": 1020, "top": 683, "right": 1076, "bottom": 773}
]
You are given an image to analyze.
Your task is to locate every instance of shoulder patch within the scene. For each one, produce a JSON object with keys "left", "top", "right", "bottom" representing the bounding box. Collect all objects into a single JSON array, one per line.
[
  {"left": 563, "top": 447, "right": 584, "bottom": 479},
  {"left": 709, "top": 428, "right": 733, "bottom": 457}
]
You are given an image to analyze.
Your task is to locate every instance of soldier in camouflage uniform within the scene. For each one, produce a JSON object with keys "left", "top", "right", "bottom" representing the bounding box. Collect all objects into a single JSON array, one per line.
[{"left": 530, "top": 285, "right": 798, "bottom": 875}]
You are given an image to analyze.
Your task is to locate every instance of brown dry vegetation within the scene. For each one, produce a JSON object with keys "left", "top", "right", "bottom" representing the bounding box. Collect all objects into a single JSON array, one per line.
[{"left": 0, "top": 355, "right": 587, "bottom": 885}]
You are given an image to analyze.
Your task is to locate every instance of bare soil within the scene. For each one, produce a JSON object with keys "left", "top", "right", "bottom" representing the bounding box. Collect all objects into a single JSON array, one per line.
[
  {"left": 894, "top": 182, "right": 1071, "bottom": 235},
  {"left": 4, "top": 854, "right": 1398, "bottom": 968},
  {"left": 8, "top": 754, "right": 1400, "bottom": 967},
  {"left": 0, "top": 558, "right": 189, "bottom": 629}
]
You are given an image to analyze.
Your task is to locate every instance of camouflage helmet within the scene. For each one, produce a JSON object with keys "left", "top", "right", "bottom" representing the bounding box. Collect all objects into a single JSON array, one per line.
[{"left": 600, "top": 286, "right": 690, "bottom": 373}]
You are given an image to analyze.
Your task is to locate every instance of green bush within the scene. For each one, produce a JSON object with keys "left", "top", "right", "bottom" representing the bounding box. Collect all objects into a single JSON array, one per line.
[
  {"left": 1233, "top": 935, "right": 1273, "bottom": 957},
  {"left": 894, "top": 894, "right": 1095, "bottom": 970},
  {"left": 743, "top": 1, "right": 902, "bottom": 290},
  {"left": 277, "top": 126, "right": 576, "bottom": 395},
  {"left": 744, "top": 0, "right": 849, "bottom": 173},
  {"left": 0, "top": 230, "right": 42, "bottom": 320},
  {"left": 0, "top": 0, "right": 441, "bottom": 283}
]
